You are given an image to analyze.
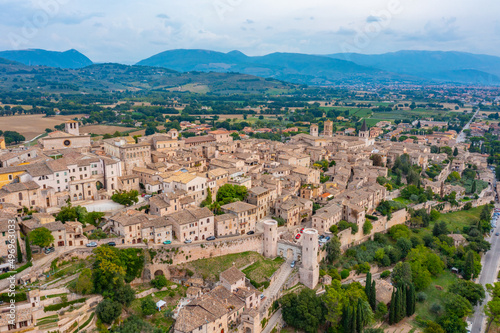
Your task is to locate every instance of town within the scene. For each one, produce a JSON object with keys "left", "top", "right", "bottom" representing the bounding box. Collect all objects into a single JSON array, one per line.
[{"left": 0, "top": 89, "right": 499, "bottom": 333}]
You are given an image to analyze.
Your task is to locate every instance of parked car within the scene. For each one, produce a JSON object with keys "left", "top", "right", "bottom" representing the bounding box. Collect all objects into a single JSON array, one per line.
[
  {"left": 319, "top": 235, "right": 325, "bottom": 240},
  {"left": 496, "top": 233, "right": 499, "bottom": 236},
  {"left": 325, "top": 236, "right": 331, "bottom": 241},
  {"left": 207, "top": 236, "right": 216, "bottom": 241},
  {"left": 184, "top": 239, "right": 192, "bottom": 244},
  {"left": 86, "top": 242, "right": 98, "bottom": 247},
  {"left": 247, "top": 231, "right": 255, "bottom": 235},
  {"left": 300, "top": 228, "right": 305, "bottom": 233},
  {"left": 44, "top": 247, "right": 55, "bottom": 254},
  {"left": 260, "top": 294, "right": 264, "bottom": 299},
  {"left": 295, "top": 234, "right": 301, "bottom": 239},
  {"left": 107, "top": 242, "right": 116, "bottom": 247},
  {"left": 163, "top": 240, "right": 172, "bottom": 245},
  {"left": 291, "top": 261, "right": 296, "bottom": 268}
]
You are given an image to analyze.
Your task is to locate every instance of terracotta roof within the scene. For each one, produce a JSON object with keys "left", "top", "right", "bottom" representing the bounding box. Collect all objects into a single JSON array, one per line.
[{"left": 220, "top": 266, "right": 245, "bottom": 285}]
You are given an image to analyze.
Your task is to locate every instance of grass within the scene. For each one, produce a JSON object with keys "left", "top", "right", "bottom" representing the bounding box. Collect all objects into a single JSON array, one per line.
[
  {"left": 393, "top": 197, "right": 412, "bottom": 206},
  {"left": 182, "top": 251, "right": 272, "bottom": 281},
  {"left": 432, "top": 206, "right": 484, "bottom": 233},
  {"left": 414, "top": 271, "right": 459, "bottom": 322},
  {"left": 242, "top": 257, "right": 285, "bottom": 283}
]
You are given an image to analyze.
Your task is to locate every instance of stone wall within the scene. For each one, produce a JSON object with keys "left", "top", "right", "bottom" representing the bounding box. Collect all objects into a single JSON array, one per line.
[
  {"left": 152, "top": 234, "right": 263, "bottom": 266},
  {"left": 338, "top": 208, "right": 409, "bottom": 250}
]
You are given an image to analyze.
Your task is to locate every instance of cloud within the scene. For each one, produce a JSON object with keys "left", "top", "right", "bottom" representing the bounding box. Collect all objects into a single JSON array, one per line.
[
  {"left": 366, "top": 15, "right": 381, "bottom": 23},
  {"left": 245, "top": 19, "right": 254, "bottom": 24},
  {"left": 157, "top": 14, "right": 170, "bottom": 19}
]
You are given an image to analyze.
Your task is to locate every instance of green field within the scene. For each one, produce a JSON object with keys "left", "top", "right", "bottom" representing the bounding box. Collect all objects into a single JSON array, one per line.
[
  {"left": 182, "top": 251, "right": 283, "bottom": 281},
  {"left": 242, "top": 257, "right": 285, "bottom": 283},
  {"left": 414, "top": 271, "right": 459, "bottom": 322},
  {"left": 431, "top": 206, "right": 484, "bottom": 233}
]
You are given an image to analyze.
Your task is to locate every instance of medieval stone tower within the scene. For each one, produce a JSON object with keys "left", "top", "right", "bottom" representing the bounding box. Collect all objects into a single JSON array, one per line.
[
  {"left": 359, "top": 119, "right": 369, "bottom": 140},
  {"left": 263, "top": 219, "right": 278, "bottom": 258},
  {"left": 323, "top": 120, "right": 333, "bottom": 137},
  {"left": 65, "top": 120, "right": 80, "bottom": 136},
  {"left": 299, "top": 228, "right": 319, "bottom": 289},
  {"left": 310, "top": 124, "right": 318, "bottom": 137}
]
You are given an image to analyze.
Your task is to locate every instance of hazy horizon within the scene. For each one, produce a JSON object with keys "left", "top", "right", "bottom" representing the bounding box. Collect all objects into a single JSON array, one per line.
[{"left": 1, "top": 0, "right": 499, "bottom": 64}]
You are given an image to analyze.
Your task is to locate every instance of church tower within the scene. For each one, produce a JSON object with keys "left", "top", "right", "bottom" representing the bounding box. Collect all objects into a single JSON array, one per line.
[
  {"left": 310, "top": 124, "right": 318, "bottom": 137},
  {"left": 359, "top": 119, "right": 369, "bottom": 140},
  {"left": 323, "top": 120, "right": 333, "bottom": 137},
  {"left": 65, "top": 120, "right": 80, "bottom": 136}
]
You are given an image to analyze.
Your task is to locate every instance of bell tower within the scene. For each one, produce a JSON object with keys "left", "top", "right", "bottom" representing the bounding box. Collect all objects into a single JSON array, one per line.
[{"left": 65, "top": 120, "right": 80, "bottom": 136}]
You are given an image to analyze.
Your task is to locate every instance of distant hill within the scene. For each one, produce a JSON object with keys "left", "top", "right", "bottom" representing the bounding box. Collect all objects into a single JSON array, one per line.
[
  {"left": 0, "top": 60, "right": 295, "bottom": 94},
  {"left": 326, "top": 50, "right": 500, "bottom": 84},
  {"left": 137, "top": 49, "right": 405, "bottom": 86},
  {"left": 0, "top": 49, "right": 92, "bottom": 69},
  {"left": 138, "top": 49, "right": 500, "bottom": 86}
]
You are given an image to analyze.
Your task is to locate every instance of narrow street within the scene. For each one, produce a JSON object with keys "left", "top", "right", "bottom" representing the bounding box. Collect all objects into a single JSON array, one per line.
[{"left": 470, "top": 181, "right": 499, "bottom": 333}]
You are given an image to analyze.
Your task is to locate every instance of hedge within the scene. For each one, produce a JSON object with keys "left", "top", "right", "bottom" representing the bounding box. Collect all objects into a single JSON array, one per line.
[
  {"left": 44, "top": 298, "right": 86, "bottom": 312},
  {"left": 365, "top": 214, "right": 379, "bottom": 221},
  {"left": 0, "top": 261, "right": 33, "bottom": 280},
  {"left": 0, "top": 292, "right": 27, "bottom": 302},
  {"left": 79, "top": 312, "right": 95, "bottom": 330}
]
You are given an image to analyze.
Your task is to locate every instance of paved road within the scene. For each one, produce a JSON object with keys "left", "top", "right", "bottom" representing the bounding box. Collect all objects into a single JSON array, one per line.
[
  {"left": 260, "top": 260, "right": 294, "bottom": 314},
  {"left": 469, "top": 205, "right": 500, "bottom": 332},
  {"left": 457, "top": 109, "right": 479, "bottom": 143},
  {"left": 262, "top": 309, "right": 282, "bottom": 333}
]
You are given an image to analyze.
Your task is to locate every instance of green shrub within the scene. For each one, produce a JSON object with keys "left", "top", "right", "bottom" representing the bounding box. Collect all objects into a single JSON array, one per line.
[
  {"left": 44, "top": 298, "right": 86, "bottom": 312},
  {"left": 0, "top": 262, "right": 32, "bottom": 280},
  {"left": 340, "top": 269, "right": 350, "bottom": 279},
  {"left": 380, "top": 270, "right": 391, "bottom": 279}
]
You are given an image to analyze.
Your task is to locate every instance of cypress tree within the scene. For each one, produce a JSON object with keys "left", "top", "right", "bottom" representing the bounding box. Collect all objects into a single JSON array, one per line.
[
  {"left": 389, "top": 290, "right": 396, "bottom": 325},
  {"left": 370, "top": 280, "right": 377, "bottom": 310},
  {"left": 343, "top": 306, "right": 351, "bottom": 333},
  {"left": 356, "top": 301, "right": 363, "bottom": 333},
  {"left": 408, "top": 283, "right": 416, "bottom": 316},
  {"left": 16, "top": 238, "right": 22, "bottom": 263},
  {"left": 396, "top": 286, "right": 404, "bottom": 322},
  {"left": 351, "top": 305, "right": 357, "bottom": 333},
  {"left": 25, "top": 235, "right": 32, "bottom": 262},
  {"left": 464, "top": 251, "right": 475, "bottom": 280},
  {"left": 365, "top": 272, "right": 372, "bottom": 299}
]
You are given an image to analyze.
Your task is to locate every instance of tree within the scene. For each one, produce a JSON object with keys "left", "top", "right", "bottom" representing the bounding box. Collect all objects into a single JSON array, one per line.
[
  {"left": 74, "top": 268, "right": 93, "bottom": 294},
  {"left": 16, "top": 239, "right": 22, "bottom": 263},
  {"left": 323, "top": 280, "right": 344, "bottom": 325},
  {"left": 200, "top": 187, "right": 212, "bottom": 207},
  {"left": 438, "top": 313, "right": 467, "bottom": 333},
  {"left": 151, "top": 275, "right": 168, "bottom": 290},
  {"left": 111, "top": 190, "right": 139, "bottom": 206},
  {"left": 448, "top": 280, "right": 485, "bottom": 306},
  {"left": 453, "top": 147, "right": 458, "bottom": 156},
  {"left": 141, "top": 296, "right": 156, "bottom": 316},
  {"left": 111, "top": 315, "right": 162, "bottom": 333},
  {"left": 433, "top": 221, "right": 449, "bottom": 237},
  {"left": 216, "top": 184, "right": 248, "bottom": 205},
  {"left": 424, "top": 322, "right": 445, "bottom": 333},
  {"left": 96, "top": 299, "right": 122, "bottom": 324},
  {"left": 30, "top": 227, "right": 55, "bottom": 248},
  {"left": 464, "top": 250, "right": 475, "bottom": 280},
  {"left": 363, "top": 220, "right": 373, "bottom": 235},
  {"left": 444, "top": 293, "right": 473, "bottom": 318},
  {"left": 280, "top": 288, "right": 326, "bottom": 333},
  {"left": 92, "top": 246, "right": 127, "bottom": 294},
  {"left": 391, "top": 262, "right": 412, "bottom": 286},
  {"left": 145, "top": 126, "right": 157, "bottom": 136},
  {"left": 370, "top": 280, "right": 377, "bottom": 311},
  {"left": 325, "top": 237, "right": 341, "bottom": 263},
  {"left": 375, "top": 302, "right": 387, "bottom": 321},
  {"left": 471, "top": 180, "right": 477, "bottom": 194},
  {"left": 25, "top": 235, "right": 32, "bottom": 261},
  {"left": 396, "top": 237, "right": 412, "bottom": 257},
  {"left": 486, "top": 296, "right": 500, "bottom": 332},
  {"left": 113, "top": 284, "right": 136, "bottom": 306}
]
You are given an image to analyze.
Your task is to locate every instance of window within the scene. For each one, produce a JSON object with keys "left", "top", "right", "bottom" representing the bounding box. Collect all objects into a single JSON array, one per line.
[{"left": 8, "top": 175, "right": 12, "bottom": 180}]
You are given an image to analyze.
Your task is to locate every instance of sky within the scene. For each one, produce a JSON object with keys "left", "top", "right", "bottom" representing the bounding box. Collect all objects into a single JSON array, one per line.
[{"left": 0, "top": 0, "right": 499, "bottom": 64}]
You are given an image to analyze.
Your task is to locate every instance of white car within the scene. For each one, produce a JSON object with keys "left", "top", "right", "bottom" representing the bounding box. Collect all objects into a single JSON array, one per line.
[
  {"left": 184, "top": 239, "right": 192, "bottom": 244},
  {"left": 86, "top": 242, "right": 98, "bottom": 247}
]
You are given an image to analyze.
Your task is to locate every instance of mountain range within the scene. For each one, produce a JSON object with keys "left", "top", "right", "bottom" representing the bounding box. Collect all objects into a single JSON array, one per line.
[{"left": 2, "top": 48, "right": 500, "bottom": 86}]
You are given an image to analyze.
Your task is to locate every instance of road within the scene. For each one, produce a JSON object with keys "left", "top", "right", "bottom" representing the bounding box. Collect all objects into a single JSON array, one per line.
[
  {"left": 456, "top": 108, "right": 479, "bottom": 143},
  {"left": 262, "top": 309, "right": 282, "bottom": 333},
  {"left": 260, "top": 259, "right": 294, "bottom": 314},
  {"left": 470, "top": 192, "right": 499, "bottom": 332}
]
